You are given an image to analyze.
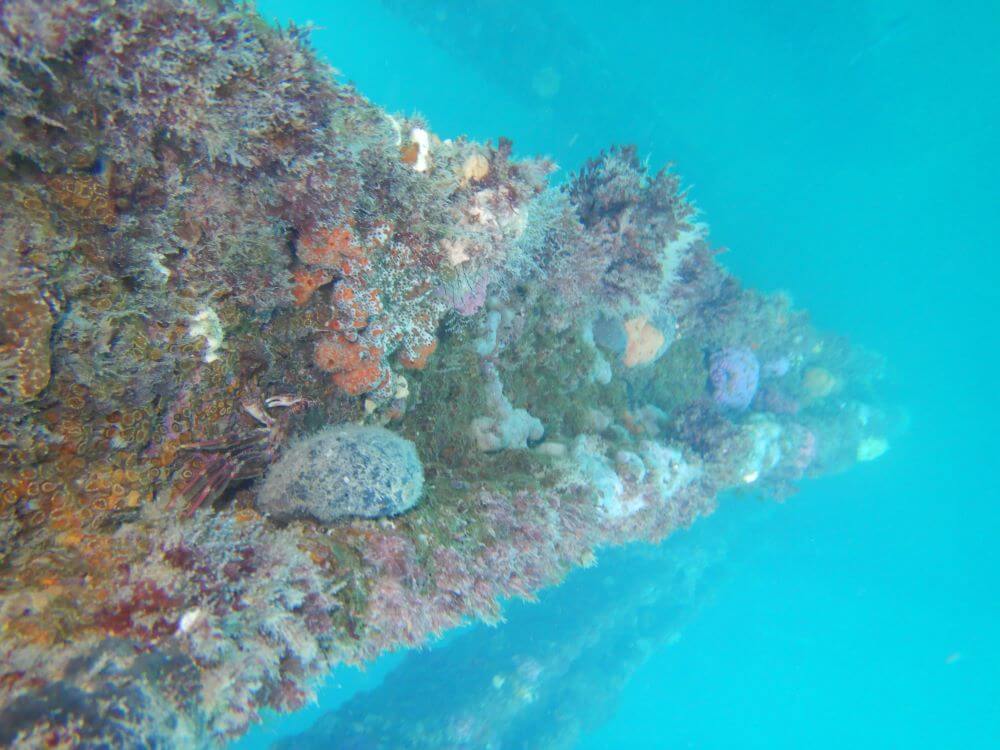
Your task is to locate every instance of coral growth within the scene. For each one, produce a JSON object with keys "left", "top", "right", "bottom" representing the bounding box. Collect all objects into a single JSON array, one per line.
[
  {"left": 469, "top": 362, "right": 545, "bottom": 452},
  {"left": 0, "top": 2, "right": 898, "bottom": 747}
]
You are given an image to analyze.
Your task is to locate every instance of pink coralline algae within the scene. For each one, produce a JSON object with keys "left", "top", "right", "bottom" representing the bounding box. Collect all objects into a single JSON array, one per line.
[
  {"left": 444, "top": 272, "right": 490, "bottom": 316},
  {"left": 709, "top": 347, "right": 761, "bottom": 410}
]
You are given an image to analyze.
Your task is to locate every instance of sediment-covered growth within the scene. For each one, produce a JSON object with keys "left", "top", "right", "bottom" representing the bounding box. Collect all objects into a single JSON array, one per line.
[{"left": 0, "top": 1, "right": 898, "bottom": 747}]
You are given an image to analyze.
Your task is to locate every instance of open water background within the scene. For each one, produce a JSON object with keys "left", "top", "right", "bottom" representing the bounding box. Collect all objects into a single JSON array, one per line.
[{"left": 235, "top": 2, "right": 999, "bottom": 747}]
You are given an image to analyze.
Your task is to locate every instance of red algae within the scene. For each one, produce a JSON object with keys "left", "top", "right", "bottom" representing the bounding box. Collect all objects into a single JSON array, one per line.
[{"left": 0, "top": 1, "right": 900, "bottom": 747}]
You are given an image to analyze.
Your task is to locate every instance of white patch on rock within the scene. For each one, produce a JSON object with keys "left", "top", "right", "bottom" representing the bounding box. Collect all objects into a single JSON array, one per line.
[{"left": 188, "top": 307, "right": 224, "bottom": 363}]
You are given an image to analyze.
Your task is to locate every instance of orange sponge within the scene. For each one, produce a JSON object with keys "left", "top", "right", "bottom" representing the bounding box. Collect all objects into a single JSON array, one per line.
[
  {"left": 298, "top": 225, "right": 367, "bottom": 270},
  {"left": 314, "top": 333, "right": 388, "bottom": 396}
]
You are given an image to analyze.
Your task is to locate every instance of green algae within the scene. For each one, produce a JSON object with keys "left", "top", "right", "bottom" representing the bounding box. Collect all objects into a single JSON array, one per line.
[{"left": 637, "top": 337, "right": 709, "bottom": 418}]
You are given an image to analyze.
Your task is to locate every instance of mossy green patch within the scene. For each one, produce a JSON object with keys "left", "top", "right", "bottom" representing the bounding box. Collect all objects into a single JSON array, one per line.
[
  {"left": 633, "top": 337, "right": 707, "bottom": 417},
  {"left": 500, "top": 318, "right": 629, "bottom": 439}
]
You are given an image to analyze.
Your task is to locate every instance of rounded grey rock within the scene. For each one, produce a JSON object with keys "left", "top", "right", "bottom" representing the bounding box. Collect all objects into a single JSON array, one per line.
[{"left": 256, "top": 424, "right": 424, "bottom": 524}]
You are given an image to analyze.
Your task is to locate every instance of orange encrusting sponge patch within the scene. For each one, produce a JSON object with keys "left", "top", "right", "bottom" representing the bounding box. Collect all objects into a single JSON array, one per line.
[
  {"left": 297, "top": 225, "right": 367, "bottom": 270},
  {"left": 313, "top": 332, "right": 388, "bottom": 396},
  {"left": 399, "top": 339, "right": 438, "bottom": 370}
]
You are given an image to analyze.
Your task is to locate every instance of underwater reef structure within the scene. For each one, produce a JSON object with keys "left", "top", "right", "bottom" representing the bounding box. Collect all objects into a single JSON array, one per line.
[
  {"left": 0, "top": 1, "right": 896, "bottom": 747},
  {"left": 279, "top": 530, "right": 729, "bottom": 750}
]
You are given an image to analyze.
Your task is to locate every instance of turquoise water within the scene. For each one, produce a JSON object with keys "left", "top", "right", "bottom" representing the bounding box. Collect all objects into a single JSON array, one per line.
[{"left": 239, "top": 1, "right": 999, "bottom": 746}]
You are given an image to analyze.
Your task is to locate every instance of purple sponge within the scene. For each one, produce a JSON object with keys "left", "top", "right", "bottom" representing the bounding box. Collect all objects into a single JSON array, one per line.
[{"left": 709, "top": 347, "right": 760, "bottom": 410}]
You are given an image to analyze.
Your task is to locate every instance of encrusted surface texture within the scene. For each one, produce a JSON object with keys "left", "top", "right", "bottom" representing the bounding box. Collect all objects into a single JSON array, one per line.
[{"left": 0, "top": 2, "right": 898, "bottom": 746}]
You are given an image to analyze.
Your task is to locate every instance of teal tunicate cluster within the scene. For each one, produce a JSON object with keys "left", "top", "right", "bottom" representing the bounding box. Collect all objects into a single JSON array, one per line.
[{"left": 257, "top": 425, "right": 424, "bottom": 523}]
